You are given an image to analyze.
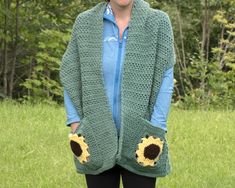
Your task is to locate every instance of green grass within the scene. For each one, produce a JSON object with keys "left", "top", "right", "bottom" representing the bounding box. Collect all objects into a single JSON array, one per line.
[{"left": 0, "top": 100, "right": 234, "bottom": 188}]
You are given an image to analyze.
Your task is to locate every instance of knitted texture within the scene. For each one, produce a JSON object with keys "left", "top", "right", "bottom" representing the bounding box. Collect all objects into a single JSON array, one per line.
[{"left": 59, "top": 0, "right": 176, "bottom": 177}]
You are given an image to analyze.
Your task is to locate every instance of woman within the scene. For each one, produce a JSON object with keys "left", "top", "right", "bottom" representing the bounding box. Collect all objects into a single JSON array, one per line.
[{"left": 60, "top": 0, "right": 176, "bottom": 187}]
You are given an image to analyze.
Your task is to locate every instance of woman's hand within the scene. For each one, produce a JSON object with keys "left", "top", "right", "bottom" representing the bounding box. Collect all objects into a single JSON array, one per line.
[{"left": 71, "top": 122, "right": 80, "bottom": 133}]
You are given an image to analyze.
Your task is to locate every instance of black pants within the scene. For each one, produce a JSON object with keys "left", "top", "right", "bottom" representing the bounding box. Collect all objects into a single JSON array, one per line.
[{"left": 85, "top": 164, "right": 157, "bottom": 188}]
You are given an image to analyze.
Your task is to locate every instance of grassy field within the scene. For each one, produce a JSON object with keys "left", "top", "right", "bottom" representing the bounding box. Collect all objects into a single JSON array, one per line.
[{"left": 0, "top": 100, "right": 234, "bottom": 188}]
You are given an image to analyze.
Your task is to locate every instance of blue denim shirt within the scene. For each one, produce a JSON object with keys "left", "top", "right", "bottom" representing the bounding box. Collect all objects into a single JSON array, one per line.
[{"left": 63, "top": 2, "right": 174, "bottom": 132}]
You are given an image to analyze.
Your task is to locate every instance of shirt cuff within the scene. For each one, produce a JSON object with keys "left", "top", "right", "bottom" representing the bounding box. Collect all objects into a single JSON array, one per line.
[{"left": 66, "top": 117, "right": 80, "bottom": 127}]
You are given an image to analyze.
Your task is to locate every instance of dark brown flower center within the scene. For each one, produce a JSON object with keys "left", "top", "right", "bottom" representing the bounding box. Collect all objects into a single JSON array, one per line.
[
  {"left": 144, "top": 144, "right": 160, "bottom": 160},
  {"left": 70, "top": 140, "right": 82, "bottom": 157}
]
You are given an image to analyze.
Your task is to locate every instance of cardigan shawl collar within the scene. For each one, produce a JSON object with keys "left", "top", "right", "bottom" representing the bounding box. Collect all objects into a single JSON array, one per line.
[{"left": 69, "top": 0, "right": 158, "bottom": 120}]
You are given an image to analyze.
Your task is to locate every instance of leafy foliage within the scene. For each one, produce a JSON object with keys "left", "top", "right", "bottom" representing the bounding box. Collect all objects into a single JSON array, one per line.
[{"left": 0, "top": 0, "right": 234, "bottom": 109}]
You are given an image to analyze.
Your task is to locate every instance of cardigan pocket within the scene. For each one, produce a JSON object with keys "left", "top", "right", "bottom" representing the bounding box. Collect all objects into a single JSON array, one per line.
[
  {"left": 68, "top": 117, "right": 103, "bottom": 172},
  {"left": 117, "top": 115, "right": 171, "bottom": 177},
  {"left": 133, "top": 117, "right": 168, "bottom": 169}
]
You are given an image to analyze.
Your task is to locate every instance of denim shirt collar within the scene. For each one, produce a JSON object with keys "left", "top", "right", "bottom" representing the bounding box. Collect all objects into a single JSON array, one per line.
[
  {"left": 103, "top": 2, "right": 116, "bottom": 23},
  {"left": 103, "top": 2, "right": 115, "bottom": 22}
]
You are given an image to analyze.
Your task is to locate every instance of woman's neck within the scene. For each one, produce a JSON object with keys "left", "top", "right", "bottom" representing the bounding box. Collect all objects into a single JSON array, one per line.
[{"left": 109, "top": 0, "right": 134, "bottom": 21}]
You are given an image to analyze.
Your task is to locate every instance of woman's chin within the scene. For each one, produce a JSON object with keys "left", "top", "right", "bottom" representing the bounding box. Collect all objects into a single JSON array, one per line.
[{"left": 114, "top": 0, "right": 134, "bottom": 8}]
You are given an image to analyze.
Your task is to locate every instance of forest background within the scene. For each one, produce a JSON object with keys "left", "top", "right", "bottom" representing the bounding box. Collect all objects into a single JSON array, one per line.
[{"left": 0, "top": 0, "right": 234, "bottom": 110}]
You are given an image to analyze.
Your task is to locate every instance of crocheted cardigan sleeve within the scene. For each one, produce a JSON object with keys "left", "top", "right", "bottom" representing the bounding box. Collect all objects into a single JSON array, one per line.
[
  {"left": 156, "top": 11, "right": 176, "bottom": 72},
  {"left": 59, "top": 15, "right": 84, "bottom": 118}
]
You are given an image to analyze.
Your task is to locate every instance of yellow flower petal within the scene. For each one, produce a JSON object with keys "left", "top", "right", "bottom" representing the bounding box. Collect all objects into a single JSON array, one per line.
[
  {"left": 69, "top": 134, "right": 90, "bottom": 164},
  {"left": 135, "top": 135, "right": 164, "bottom": 167}
]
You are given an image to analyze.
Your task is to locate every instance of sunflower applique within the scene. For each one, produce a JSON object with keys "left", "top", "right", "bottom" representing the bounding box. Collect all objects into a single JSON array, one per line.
[
  {"left": 68, "top": 133, "right": 90, "bottom": 164},
  {"left": 135, "top": 135, "right": 164, "bottom": 167}
]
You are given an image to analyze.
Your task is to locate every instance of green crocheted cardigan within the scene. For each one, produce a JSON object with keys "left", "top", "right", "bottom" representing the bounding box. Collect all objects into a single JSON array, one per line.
[{"left": 60, "top": 0, "right": 176, "bottom": 178}]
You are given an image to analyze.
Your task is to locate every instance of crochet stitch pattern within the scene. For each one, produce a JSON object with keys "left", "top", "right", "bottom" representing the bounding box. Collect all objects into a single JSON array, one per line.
[{"left": 60, "top": 0, "right": 176, "bottom": 178}]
